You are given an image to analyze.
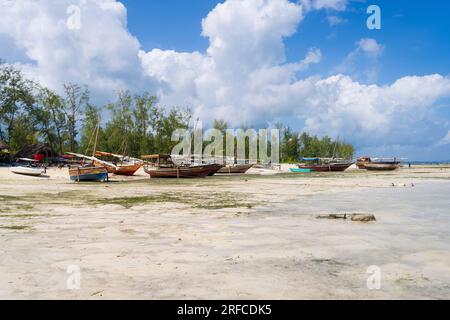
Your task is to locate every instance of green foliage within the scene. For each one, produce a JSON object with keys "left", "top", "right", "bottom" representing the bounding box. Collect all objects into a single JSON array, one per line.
[
  {"left": 80, "top": 104, "right": 106, "bottom": 155},
  {"left": 152, "top": 106, "right": 191, "bottom": 154},
  {"left": 280, "top": 126, "right": 301, "bottom": 163},
  {"left": 101, "top": 91, "right": 191, "bottom": 157},
  {"left": 0, "top": 64, "right": 37, "bottom": 149},
  {"left": 36, "top": 88, "right": 66, "bottom": 154},
  {"left": 280, "top": 129, "right": 354, "bottom": 162},
  {"left": 8, "top": 114, "right": 39, "bottom": 151},
  {"left": 62, "top": 83, "right": 89, "bottom": 152}
]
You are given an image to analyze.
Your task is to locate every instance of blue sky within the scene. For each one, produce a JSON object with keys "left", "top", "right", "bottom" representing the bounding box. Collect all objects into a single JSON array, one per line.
[
  {"left": 123, "top": 0, "right": 450, "bottom": 84},
  {"left": 1, "top": 0, "right": 450, "bottom": 160}
]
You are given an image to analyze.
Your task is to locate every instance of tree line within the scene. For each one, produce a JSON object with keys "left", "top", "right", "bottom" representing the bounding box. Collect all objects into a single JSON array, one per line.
[
  {"left": 0, "top": 63, "right": 190, "bottom": 157},
  {"left": 279, "top": 127, "right": 354, "bottom": 163},
  {"left": 0, "top": 62, "right": 354, "bottom": 162}
]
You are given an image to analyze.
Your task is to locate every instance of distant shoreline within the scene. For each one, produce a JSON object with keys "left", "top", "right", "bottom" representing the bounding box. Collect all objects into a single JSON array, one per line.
[{"left": 409, "top": 161, "right": 450, "bottom": 165}]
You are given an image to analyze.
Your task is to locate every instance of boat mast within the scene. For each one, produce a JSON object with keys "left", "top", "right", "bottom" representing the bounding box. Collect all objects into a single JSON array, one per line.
[{"left": 92, "top": 120, "right": 100, "bottom": 158}]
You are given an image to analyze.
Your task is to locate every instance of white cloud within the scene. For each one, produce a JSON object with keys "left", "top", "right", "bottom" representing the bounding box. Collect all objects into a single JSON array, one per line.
[
  {"left": 326, "top": 15, "right": 347, "bottom": 26},
  {"left": 139, "top": 0, "right": 312, "bottom": 123},
  {"left": 334, "top": 38, "right": 384, "bottom": 82},
  {"left": 439, "top": 131, "right": 450, "bottom": 145},
  {"left": 301, "top": 0, "right": 348, "bottom": 11},
  {"left": 0, "top": 0, "right": 153, "bottom": 103},
  {"left": 293, "top": 74, "right": 450, "bottom": 147},
  {"left": 358, "top": 38, "right": 384, "bottom": 58},
  {"left": 1, "top": 0, "right": 450, "bottom": 158},
  {"left": 201, "top": 0, "right": 304, "bottom": 74}
]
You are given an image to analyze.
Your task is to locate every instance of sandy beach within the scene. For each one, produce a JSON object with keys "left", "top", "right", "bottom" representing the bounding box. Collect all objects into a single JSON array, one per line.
[{"left": 0, "top": 165, "right": 449, "bottom": 299}]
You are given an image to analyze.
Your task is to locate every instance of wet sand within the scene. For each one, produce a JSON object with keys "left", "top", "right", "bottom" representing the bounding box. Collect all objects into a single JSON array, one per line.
[{"left": 0, "top": 165, "right": 449, "bottom": 299}]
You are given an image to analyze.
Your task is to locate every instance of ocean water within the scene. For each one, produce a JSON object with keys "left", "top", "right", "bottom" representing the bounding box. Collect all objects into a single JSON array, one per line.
[
  {"left": 297, "top": 181, "right": 450, "bottom": 223},
  {"left": 262, "top": 181, "right": 450, "bottom": 298}
]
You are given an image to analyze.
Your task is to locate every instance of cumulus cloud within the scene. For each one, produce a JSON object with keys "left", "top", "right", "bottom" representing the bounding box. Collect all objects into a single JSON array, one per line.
[
  {"left": 1, "top": 0, "right": 450, "bottom": 158},
  {"left": 334, "top": 38, "right": 384, "bottom": 82},
  {"left": 358, "top": 38, "right": 384, "bottom": 58},
  {"left": 139, "top": 0, "right": 313, "bottom": 123},
  {"left": 0, "top": 0, "right": 154, "bottom": 103},
  {"left": 301, "top": 0, "right": 348, "bottom": 12},
  {"left": 326, "top": 15, "right": 348, "bottom": 26},
  {"left": 294, "top": 74, "right": 450, "bottom": 147}
]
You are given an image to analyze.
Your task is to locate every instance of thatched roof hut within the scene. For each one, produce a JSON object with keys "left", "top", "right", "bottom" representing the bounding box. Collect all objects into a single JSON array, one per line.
[{"left": 14, "top": 144, "right": 58, "bottom": 160}]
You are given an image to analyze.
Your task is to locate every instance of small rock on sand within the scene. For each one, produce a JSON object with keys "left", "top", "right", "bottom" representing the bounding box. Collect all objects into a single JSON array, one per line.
[
  {"left": 316, "top": 213, "right": 376, "bottom": 223},
  {"left": 349, "top": 214, "right": 376, "bottom": 222}
]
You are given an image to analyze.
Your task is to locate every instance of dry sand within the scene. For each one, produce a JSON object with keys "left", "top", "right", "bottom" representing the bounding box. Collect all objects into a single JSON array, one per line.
[{"left": 0, "top": 165, "right": 449, "bottom": 299}]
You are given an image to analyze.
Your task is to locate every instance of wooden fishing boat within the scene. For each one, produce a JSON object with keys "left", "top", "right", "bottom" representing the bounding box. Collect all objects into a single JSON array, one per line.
[
  {"left": 144, "top": 164, "right": 220, "bottom": 178},
  {"left": 142, "top": 154, "right": 219, "bottom": 178},
  {"left": 94, "top": 151, "right": 143, "bottom": 176},
  {"left": 10, "top": 158, "right": 46, "bottom": 177},
  {"left": 357, "top": 157, "right": 402, "bottom": 171},
  {"left": 297, "top": 158, "right": 353, "bottom": 172},
  {"left": 10, "top": 166, "right": 46, "bottom": 176},
  {"left": 168, "top": 155, "right": 224, "bottom": 176},
  {"left": 66, "top": 122, "right": 114, "bottom": 182},
  {"left": 364, "top": 162, "right": 401, "bottom": 171},
  {"left": 216, "top": 164, "right": 254, "bottom": 174},
  {"left": 67, "top": 153, "right": 115, "bottom": 182},
  {"left": 68, "top": 165, "right": 109, "bottom": 182}
]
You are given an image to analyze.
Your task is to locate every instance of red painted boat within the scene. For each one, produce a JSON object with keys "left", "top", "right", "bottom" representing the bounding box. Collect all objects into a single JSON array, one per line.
[{"left": 94, "top": 151, "right": 144, "bottom": 176}]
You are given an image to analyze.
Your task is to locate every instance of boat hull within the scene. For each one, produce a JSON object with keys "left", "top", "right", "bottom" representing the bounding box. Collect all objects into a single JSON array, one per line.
[
  {"left": 216, "top": 164, "right": 254, "bottom": 174},
  {"left": 108, "top": 164, "right": 143, "bottom": 176},
  {"left": 364, "top": 163, "right": 400, "bottom": 171},
  {"left": 297, "top": 163, "right": 353, "bottom": 172},
  {"left": 10, "top": 166, "right": 45, "bottom": 177},
  {"left": 113, "top": 163, "right": 143, "bottom": 176},
  {"left": 94, "top": 160, "right": 143, "bottom": 176},
  {"left": 144, "top": 164, "right": 218, "bottom": 178},
  {"left": 207, "top": 164, "right": 225, "bottom": 176},
  {"left": 69, "top": 166, "right": 109, "bottom": 182},
  {"left": 356, "top": 162, "right": 368, "bottom": 169}
]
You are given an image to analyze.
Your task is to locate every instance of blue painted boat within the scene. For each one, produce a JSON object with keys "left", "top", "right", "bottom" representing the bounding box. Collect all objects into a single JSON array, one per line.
[
  {"left": 290, "top": 168, "right": 312, "bottom": 173},
  {"left": 69, "top": 166, "right": 109, "bottom": 182}
]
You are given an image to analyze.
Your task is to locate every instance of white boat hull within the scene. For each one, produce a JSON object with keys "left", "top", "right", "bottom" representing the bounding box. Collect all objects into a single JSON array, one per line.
[{"left": 10, "top": 166, "right": 45, "bottom": 177}]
